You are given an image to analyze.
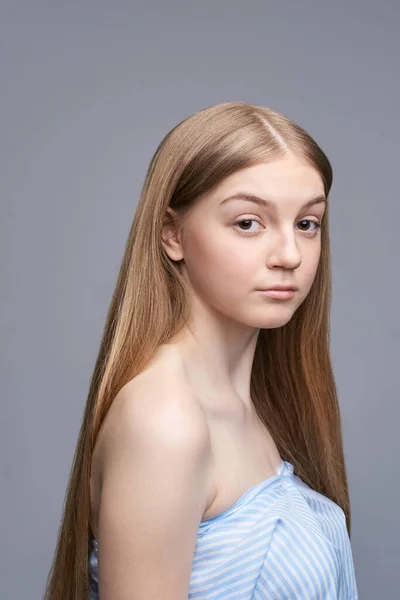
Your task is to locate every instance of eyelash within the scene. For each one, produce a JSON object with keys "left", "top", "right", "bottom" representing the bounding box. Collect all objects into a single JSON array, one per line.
[{"left": 233, "top": 217, "right": 324, "bottom": 236}]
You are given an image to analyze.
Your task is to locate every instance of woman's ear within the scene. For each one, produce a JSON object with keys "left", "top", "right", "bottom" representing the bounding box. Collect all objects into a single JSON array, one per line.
[{"left": 161, "top": 207, "right": 185, "bottom": 262}]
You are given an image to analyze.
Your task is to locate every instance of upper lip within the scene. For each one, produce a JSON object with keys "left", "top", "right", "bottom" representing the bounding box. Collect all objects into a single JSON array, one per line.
[{"left": 259, "top": 284, "right": 298, "bottom": 291}]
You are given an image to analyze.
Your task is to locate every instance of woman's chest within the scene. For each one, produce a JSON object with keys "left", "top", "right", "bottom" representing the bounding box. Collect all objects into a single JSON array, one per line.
[{"left": 201, "top": 405, "right": 282, "bottom": 521}]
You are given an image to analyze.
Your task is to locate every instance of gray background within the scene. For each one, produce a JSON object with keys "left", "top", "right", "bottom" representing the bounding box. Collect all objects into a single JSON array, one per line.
[{"left": 1, "top": 1, "right": 399, "bottom": 598}]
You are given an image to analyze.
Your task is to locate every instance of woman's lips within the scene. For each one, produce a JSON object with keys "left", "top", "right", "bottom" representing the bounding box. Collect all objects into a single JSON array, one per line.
[{"left": 257, "top": 289, "right": 296, "bottom": 299}]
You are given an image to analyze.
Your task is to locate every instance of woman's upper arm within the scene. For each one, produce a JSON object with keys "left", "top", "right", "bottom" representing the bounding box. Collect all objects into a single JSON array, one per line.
[{"left": 96, "top": 386, "right": 212, "bottom": 600}]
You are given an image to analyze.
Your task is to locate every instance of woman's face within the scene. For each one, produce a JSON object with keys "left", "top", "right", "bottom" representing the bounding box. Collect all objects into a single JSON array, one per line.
[{"left": 164, "top": 151, "right": 327, "bottom": 329}]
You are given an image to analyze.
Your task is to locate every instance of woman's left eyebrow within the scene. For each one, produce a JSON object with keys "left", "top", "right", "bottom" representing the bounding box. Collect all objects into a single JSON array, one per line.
[{"left": 219, "top": 193, "right": 327, "bottom": 210}]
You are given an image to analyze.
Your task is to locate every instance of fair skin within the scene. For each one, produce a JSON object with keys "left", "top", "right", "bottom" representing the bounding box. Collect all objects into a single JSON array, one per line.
[
  {"left": 160, "top": 150, "right": 326, "bottom": 414},
  {"left": 91, "top": 150, "right": 327, "bottom": 599}
]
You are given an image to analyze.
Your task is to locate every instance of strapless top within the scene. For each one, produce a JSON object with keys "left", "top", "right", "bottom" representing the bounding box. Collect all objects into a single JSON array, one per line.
[{"left": 88, "top": 459, "right": 359, "bottom": 599}]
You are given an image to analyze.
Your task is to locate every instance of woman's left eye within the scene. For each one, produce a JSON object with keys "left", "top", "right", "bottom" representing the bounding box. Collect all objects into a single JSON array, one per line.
[
  {"left": 234, "top": 218, "right": 323, "bottom": 235},
  {"left": 297, "top": 219, "right": 323, "bottom": 234}
]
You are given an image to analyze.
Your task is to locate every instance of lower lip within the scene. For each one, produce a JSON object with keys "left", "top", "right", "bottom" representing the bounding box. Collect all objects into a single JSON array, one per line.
[{"left": 258, "top": 289, "right": 296, "bottom": 299}]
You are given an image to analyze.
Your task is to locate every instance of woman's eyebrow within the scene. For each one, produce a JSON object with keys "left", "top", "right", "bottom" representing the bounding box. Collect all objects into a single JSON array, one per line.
[{"left": 219, "top": 193, "right": 327, "bottom": 210}]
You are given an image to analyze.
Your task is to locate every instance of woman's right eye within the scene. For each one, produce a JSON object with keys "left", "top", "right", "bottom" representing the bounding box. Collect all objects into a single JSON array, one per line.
[{"left": 233, "top": 218, "right": 262, "bottom": 233}]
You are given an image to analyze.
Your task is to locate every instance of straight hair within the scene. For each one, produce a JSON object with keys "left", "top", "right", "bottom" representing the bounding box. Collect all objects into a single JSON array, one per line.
[{"left": 43, "top": 101, "right": 350, "bottom": 600}]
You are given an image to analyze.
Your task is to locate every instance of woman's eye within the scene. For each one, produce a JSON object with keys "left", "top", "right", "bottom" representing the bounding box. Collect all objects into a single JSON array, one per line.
[
  {"left": 233, "top": 218, "right": 262, "bottom": 233},
  {"left": 297, "top": 219, "right": 323, "bottom": 235}
]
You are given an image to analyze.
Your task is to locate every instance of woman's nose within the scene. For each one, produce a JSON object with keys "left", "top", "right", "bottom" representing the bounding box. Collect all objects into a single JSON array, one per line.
[{"left": 266, "top": 232, "right": 302, "bottom": 270}]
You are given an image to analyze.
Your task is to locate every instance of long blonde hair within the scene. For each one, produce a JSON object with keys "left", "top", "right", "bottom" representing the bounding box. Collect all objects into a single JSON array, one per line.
[{"left": 43, "top": 101, "right": 351, "bottom": 600}]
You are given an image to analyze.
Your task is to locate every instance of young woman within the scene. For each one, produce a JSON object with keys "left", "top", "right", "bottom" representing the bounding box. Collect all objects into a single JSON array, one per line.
[{"left": 43, "top": 101, "right": 359, "bottom": 599}]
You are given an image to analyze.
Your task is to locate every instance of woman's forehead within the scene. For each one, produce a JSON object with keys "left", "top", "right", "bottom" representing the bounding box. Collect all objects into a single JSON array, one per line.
[{"left": 201, "top": 161, "right": 325, "bottom": 211}]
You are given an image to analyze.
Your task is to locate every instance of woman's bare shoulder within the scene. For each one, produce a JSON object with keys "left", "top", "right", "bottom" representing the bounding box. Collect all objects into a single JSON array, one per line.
[
  {"left": 94, "top": 366, "right": 212, "bottom": 485},
  {"left": 90, "top": 366, "right": 213, "bottom": 542},
  {"left": 91, "top": 369, "right": 213, "bottom": 599}
]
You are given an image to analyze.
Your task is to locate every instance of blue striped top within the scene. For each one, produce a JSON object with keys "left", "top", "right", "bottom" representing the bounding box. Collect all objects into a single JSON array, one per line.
[{"left": 88, "top": 459, "right": 359, "bottom": 599}]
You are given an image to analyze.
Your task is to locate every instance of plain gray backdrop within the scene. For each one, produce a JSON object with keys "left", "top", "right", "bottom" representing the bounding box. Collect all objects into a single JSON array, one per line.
[{"left": 1, "top": 1, "right": 399, "bottom": 598}]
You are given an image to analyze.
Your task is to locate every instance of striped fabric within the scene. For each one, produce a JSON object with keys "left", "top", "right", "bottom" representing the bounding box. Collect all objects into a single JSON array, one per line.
[{"left": 88, "top": 460, "right": 359, "bottom": 599}]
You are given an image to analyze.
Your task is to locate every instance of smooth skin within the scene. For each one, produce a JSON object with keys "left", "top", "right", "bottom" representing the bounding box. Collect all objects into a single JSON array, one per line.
[{"left": 91, "top": 151, "right": 326, "bottom": 599}]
